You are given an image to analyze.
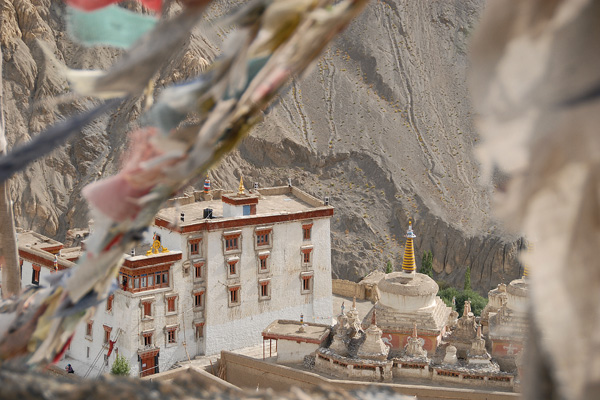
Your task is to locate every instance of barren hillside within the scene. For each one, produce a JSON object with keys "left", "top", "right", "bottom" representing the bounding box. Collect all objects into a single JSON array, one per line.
[{"left": 0, "top": 0, "right": 523, "bottom": 293}]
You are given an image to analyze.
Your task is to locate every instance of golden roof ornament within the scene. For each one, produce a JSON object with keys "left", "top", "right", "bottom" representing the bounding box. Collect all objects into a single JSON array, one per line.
[
  {"left": 402, "top": 219, "right": 417, "bottom": 274},
  {"left": 238, "top": 175, "right": 245, "bottom": 195},
  {"left": 146, "top": 234, "right": 168, "bottom": 255}
]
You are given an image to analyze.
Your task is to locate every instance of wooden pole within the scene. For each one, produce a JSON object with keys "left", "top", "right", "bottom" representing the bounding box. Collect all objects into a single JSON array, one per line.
[{"left": 0, "top": 46, "right": 21, "bottom": 299}]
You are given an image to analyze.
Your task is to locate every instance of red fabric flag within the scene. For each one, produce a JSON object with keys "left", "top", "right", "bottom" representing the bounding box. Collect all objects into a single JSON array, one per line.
[
  {"left": 107, "top": 339, "right": 116, "bottom": 357},
  {"left": 52, "top": 334, "right": 74, "bottom": 364}
]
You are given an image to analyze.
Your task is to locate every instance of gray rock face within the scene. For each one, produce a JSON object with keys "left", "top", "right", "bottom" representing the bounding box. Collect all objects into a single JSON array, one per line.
[{"left": 1, "top": 0, "right": 522, "bottom": 294}]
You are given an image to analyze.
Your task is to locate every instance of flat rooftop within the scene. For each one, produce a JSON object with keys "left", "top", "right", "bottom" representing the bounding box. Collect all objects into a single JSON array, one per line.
[
  {"left": 155, "top": 186, "right": 332, "bottom": 230},
  {"left": 262, "top": 320, "right": 330, "bottom": 344},
  {"left": 17, "top": 230, "right": 63, "bottom": 251}
]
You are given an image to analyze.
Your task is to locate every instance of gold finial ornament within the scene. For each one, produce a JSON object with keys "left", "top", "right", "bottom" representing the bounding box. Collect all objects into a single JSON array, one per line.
[
  {"left": 238, "top": 176, "right": 245, "bottom": 195},
  {"left": 402, "top": 220, "right": 417, "bottom": 273},
  {"left": 146, "top": 235, "right": 168, "bottom": 255}
]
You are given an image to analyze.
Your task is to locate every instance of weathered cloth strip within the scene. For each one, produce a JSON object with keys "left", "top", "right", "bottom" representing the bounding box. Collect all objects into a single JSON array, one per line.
[
  {"left": 67, "top": 5, "right": 157, "bottom": 48},
  {"left": 59, "top": 6, "right": 207, "bottom": 97},
  {"left": 67, "top": 0, "right": 162, "bottom": 13}
]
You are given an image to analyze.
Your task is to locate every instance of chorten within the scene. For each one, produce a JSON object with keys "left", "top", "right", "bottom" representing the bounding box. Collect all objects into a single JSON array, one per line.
[
  {"left": 468, "top": 325, "right": 491, "bottom": 365},
  {"left": 443, "top": 345, "right": 458, "bottom": 365},
  {"left": 357, "top": 311, "right": 389, "bottom": 361},
  {"left": 347, "top": 297, "right": 363, "bottom": 339},
  {"left": 330, "top": 312, "right": 349, "bottom": 356},
  {"left": 363, "top": 222, "right": 451, "bottom": 355},
  {"left": 480, "top": 283, "right": 508, "bottom": 335},
  {"left": 447, "top": 300, "right": 478, "bottom": 359},
  {"left": 404, "top": 323, "right": 427, "bottom": 359},
  {"left": 486, "top": 242, "right": 530, "bottom": 370}
]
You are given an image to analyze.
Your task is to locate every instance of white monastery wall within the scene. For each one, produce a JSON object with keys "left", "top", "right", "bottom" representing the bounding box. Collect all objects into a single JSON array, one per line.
[{"left": 277, "top": 340, "right": 320, "bottom": 363}]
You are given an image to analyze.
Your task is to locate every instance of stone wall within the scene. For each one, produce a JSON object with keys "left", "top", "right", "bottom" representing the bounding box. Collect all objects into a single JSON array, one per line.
[
  {"left": 332, "top": 279, "right": 366, "bottom": 300},
  {"left": 220, "top": 351, "right": 520, "bottom": 400}
]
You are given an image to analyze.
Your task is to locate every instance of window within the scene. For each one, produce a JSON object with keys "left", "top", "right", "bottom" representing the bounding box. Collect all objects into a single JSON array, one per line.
[
  {"left": 106, "top": 294, "right": 114, "bottom": 312},
  {"left": 103, "top": 325, "right": 112, "bottom": 344},
  {"left": 194, "top": 291, "right": 204, "bottom": 309},
  {"left": 256, "top": 231, "right": 271, "bottom": 247},
  {"left": 32, "top": 264, "right": 41, "bottom": 285},
  {"left": 255, "top": 227, "right": 272, "bottom": 249},
  {"left": 194, "top": 262, "right": 204, "bottom": 280},
  {"left": 224, "top": 231, "right": 241, "bottom": 252},
  {"left": 120, "top": 268, "right": 170, "bottom": 293},
  {"left": 189, "top": 238, "right": 201, "bottom": 255},
  {"left": 142, "top": 301, "right": 152, "bottom": 318},
  {"left": 301, "top": 247, "right": 313, "bottom": 265},
  {"left": 142, "top": 332, "right": 153, "bottom": 347},
  {"left": 86, "top": 320, "right": 93, "bottom": 338},
  {"left": 228, "top": 286, "right": 241, "bottom": 307},
  {"left": 195, "top": 323, "right": 204, "bottom": 339},
  {"left": 302, "top": 224, "right": 313, "bottom": 241},
  {"left": 256, "top": 245, "right": 271, "bottom": 274},
  {"left": 166, "top": 327, "right": 177, "bottom": 344},
  {"left": 259, "top": 280, "right": 270, "bottom": 300},
  {"left": 301, "top": 274, "right": 313, "bottom": 294},
  {"left": 166, "top": 296, "right": 177, "bottom": 313},
  {"left": 303, "top": 252, "right": 311, "bottom": 264},
  {"left": 87, "top": 347, "right": 90, "bottom": 358},
  {"left": 256, "top": 232, "right": 269, "bottom": 246},
  {"left": 225, "top": 236, "right": 239, "bottom": 251},
  {"left": 227, "top": 258, "right": 239, "bottom": 278}
]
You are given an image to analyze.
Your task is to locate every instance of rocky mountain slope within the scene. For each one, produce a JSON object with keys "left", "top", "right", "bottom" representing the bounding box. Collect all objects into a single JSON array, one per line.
[{"left": 0, "top": 0, "right": 523, "bottom": 294}]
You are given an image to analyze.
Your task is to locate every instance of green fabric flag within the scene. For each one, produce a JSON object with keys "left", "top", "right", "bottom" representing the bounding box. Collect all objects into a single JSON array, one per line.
[{"left": 67, "top": 5, "right": 157, "bottom": 49}]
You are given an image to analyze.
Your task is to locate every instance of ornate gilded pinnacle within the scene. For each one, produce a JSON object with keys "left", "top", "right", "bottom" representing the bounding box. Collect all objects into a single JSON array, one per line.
[
  {"left": 402, "top": 220, "right": 417, "bottom": 273},
  {"left": 146, "top": 235, "right": 168, "bottom": 255},
  {"left": 238, "top": 176, "right": 245, "bottom": 195}
]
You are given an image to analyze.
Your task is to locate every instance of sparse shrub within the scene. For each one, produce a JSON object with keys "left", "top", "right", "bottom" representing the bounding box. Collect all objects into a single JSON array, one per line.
[
  {"left": 455, "top": 290, "right": 487, "bottom": 317},
  {"left": 436, "top": 280, "right": 450, "bottom": 291},
  {"left": 111, "top": 354, "right": 131, "bottom": 376},
  {"left": 385, "top": 260, "right": 393, "bottom": 274},
  {"left": 420, "top": 251, "right": 433, "bottom": 278}
]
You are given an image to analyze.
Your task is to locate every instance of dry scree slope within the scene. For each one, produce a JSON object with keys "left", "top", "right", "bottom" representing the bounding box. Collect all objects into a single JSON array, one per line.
[{"left": 1, "top": 0, "right": 523, "bottom": 293}]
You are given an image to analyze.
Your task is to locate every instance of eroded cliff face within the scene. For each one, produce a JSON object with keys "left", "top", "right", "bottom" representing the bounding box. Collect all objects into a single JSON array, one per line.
[{"left": 1, "top": 0, "right": 522, "bottom": 293}]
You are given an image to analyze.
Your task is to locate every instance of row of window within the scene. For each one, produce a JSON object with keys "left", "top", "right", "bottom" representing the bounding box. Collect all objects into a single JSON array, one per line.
[
  {"left": 141, "top": 295, "right": 180, "bottom": 319},
  {"left": 86, "top": 320, "right": 203, "bottom": 348},
  {"left": 129, "top": 274, "right": 314, "bottom": 316},
  {"left": 86, "top": 321, "right": 113, "bottom": 344},
  {"left": 188, "top": 224, "right": 313, "bottom": 256},
  {"left": 226, "top": 273, "right": 314, "bottom": 307},
  {"left": 120, "top": 269, "right": 170, "bottom": 293},
  {"left": 141, "top": 326, "right": 179, "bottom": 346},
  {"left": 191, "top": 247, "right": 312, "bottom": 283}
]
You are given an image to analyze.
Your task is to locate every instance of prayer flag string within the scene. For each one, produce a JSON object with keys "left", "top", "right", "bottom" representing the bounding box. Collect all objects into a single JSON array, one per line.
[{"left": 0, "top": 0, "right": 369, "bottom": 367}]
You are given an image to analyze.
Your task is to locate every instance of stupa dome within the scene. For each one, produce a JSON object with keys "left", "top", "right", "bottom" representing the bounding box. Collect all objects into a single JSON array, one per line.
[{"left": 377, "top": 272, "right": 439, "bottom": 312}]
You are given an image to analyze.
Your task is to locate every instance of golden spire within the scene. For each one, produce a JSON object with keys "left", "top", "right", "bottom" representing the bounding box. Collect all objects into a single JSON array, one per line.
[
  {"left": 523, "top": 241, "right": 533, "bottom": 279},
  {"left": 238, "top": 175, "right": 245, "bottom": 195},
  {"left": 402, "top": 220, "right": 417, "bottom": 273}
]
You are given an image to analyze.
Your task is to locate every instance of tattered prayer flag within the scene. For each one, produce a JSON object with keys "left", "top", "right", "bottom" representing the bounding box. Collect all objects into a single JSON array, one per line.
[
  {"left": 66, "top": 0, "right": 162, "bottom": 13},
  {"left": 67, "top": 5, "right": 157, "bottom": 49}
]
